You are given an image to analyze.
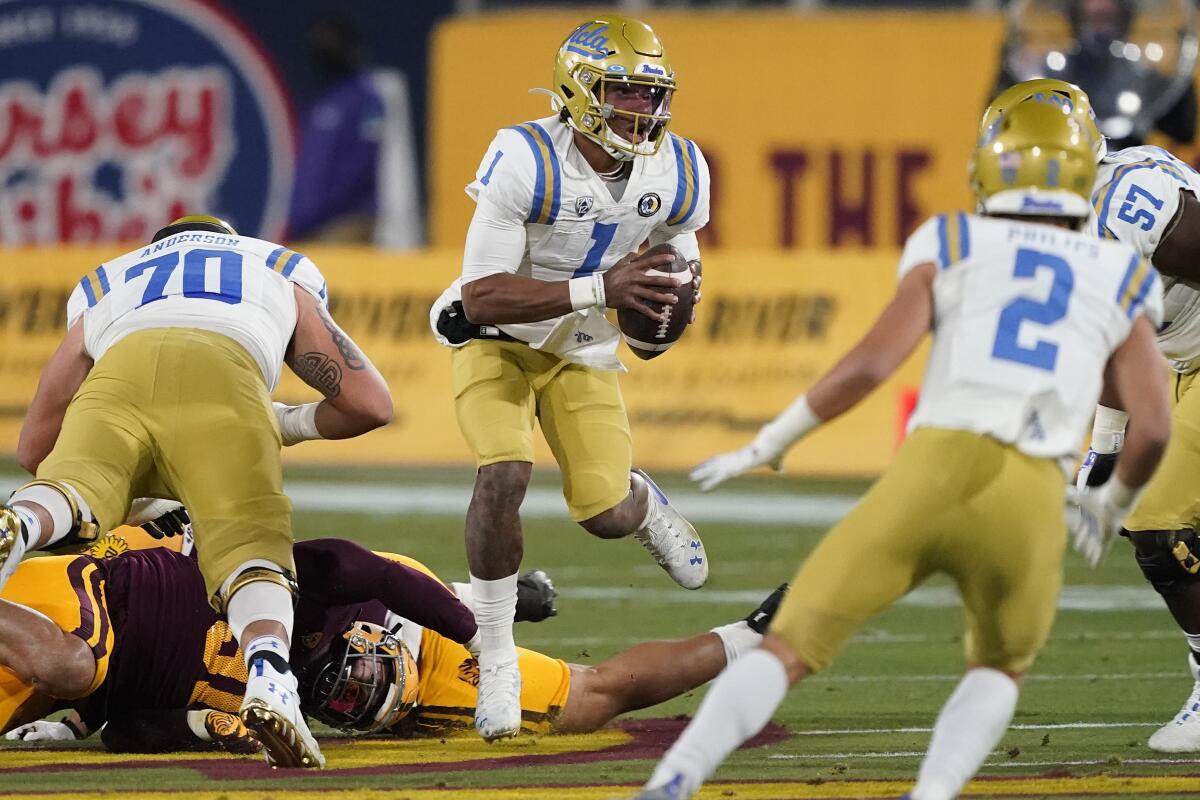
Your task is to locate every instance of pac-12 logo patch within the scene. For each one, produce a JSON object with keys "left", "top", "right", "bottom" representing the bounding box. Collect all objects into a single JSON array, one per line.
[
  {"left": 575, "top": 195, "right": 594, "bottom": 216},
  {"left": 638, "top": 192, "right": 661, "bottom": 217}
]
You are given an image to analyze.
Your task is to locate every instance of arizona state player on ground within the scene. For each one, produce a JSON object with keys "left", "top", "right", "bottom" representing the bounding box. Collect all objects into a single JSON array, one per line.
[
  {"left": 0, "top": 529, "right": 782, "bottom": 752},
  {"left": 638, "top": 95, "right": 1171, "bottom": 800},
  {"left": 429, "top": 15, "right": 712, "bottom": 741}
]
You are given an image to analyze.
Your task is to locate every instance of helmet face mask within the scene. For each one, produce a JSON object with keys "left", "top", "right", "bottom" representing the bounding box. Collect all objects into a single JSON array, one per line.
[
  {"left": 971, "top": 94, "right": 1099, "bottom": 221},
  {"left": 304, "top": 621, "right": 418, "bottom": 734},
  {"left": 550, "top": 16, "right": 676, "bottom": 160}
]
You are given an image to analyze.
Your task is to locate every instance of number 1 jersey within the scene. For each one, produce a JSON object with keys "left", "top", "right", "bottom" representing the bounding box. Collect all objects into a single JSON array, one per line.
[
  {"left": 66, "top": 233, "right": 328, "bottom": 390},
  {"left": 900, "top": 213, "right": 1163, "bottom": 463}
]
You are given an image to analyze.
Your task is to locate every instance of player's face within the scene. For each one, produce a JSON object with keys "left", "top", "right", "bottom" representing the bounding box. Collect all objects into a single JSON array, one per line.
[
  {"left": 601, "top": 80, "right": 666, "bottom": 144},
  {"left": 349, "top": 654, "right": 385, "bottom": 684}
]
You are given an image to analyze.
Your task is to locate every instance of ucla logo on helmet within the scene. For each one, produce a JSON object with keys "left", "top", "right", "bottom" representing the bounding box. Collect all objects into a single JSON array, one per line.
[
  {"left": 999, "top": 151, "right": 1021, "bottom": 184},
  {"left": 565, "top": 23, "right": 611, "bottom": 59},
  {"left": 637, "top": 64, "right": 666, "bottom": 76},
  {"left": 638, "top": 192, "right": 661, "bottom": 217},
  {"left": 575, "top": 195, "right": 594, "bottom": 217}
]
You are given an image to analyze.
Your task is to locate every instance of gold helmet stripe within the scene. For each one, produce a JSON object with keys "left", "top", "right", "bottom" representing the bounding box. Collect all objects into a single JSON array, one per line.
[
  {"left": 667, "top": 134, "right": 699, "bottom": 226},
  {"left": 510, "top": 123, "right": 561, "bottom": 225},
  {"left": 78, "top": 265, "right": 111, "bottom": 308}
]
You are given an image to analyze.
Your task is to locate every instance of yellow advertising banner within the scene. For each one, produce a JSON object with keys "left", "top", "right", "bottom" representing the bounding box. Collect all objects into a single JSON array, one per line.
[
  {"left": 0, "top": 247, "right": 921, "bottom": 476},
  {"left": 429, "top": 11, "right": 1006, "bottom": 251}
]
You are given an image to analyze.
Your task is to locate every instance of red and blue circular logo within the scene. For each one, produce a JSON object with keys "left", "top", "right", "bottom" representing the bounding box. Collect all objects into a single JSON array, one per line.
[{"left": 0, "top": 0, "right": 295, "bottom": 243}]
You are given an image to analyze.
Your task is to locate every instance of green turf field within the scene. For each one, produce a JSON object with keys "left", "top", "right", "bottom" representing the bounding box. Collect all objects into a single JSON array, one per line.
[{"left": 1, "top": 464, "right": 1196, "bottom": 799}]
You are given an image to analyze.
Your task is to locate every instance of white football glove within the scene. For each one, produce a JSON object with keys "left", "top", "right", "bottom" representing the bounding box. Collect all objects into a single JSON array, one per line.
[
  {"left": 1065, "top": 481, "right": 1136, "bottom": 568},
  {"left": 4, "top": 719, "right": 79, "bottom": 742},
  {"left": 689, "top": 437, "right": 786, "bottom": 493}
]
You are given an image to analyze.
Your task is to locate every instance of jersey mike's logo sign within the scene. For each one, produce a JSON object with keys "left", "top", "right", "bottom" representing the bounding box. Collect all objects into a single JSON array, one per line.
[{"left": 0, "top": 0, "right": 294, "bottom": 244}]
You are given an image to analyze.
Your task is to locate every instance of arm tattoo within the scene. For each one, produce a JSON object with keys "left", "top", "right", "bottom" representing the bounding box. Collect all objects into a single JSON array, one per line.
[
  {"left": 293, "top": 353, "right": 342, "bottom": 398},
  {"left": 317, "top": 304, "right": 366, "bottom": 371}
]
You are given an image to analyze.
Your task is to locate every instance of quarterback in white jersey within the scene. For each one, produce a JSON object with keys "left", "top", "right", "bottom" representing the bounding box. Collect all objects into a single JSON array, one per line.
[
  {"left": 990, "top": 80, "right": 1200, "bottom": 753},
  {"left": 639, "top": 96, "right": 1171, "bottom": 800},
  {"left": 0, "top": 215, "right": 392, "bottom": 770},
  {"left": 431, "top": 15, "right": 712, "bottom": 744}
]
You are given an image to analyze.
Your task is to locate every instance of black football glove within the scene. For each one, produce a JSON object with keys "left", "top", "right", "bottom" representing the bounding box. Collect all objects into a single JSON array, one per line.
[
  {"left": 515, "top": 569, "right": 557, "bottom": 623},
  {"left": 141, "top": 507, "right": 191, "bottom": 541}
]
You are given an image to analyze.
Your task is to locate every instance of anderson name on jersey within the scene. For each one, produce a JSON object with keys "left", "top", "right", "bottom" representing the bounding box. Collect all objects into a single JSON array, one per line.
[
  {"left": 899, "top": 212, "right": 1163, "bottom": 469},
  {"left": 67, "top": 232, "right": 328, "bottom": 390},
  {"left": 431, "top": 114, "right": 710, "bottom": 370},
  {"left": 1089, "top": 144, "right": 1200, "bottom": 371}
]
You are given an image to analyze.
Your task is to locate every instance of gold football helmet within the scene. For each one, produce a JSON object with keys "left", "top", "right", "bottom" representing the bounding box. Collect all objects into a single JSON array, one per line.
[
  {"left": 304, "top": 621, "right": 419, "bottom": 734},
  {"left": 979, "top": 78, "right": 1104, "bottom": 160},
  {"left": 151, "top": 214, "right": 238, "bottom": 243},
  {"left": 547, "top": 15, "right": 675, "bottom": 160},
  {"left": 972, "top": 95, "right": 1098, "bottom": 219}
]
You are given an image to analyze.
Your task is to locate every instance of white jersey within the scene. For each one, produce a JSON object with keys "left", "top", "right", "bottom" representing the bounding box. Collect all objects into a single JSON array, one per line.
[
  {"left": 67, "top": 233, "right": 328, "bottom": 390},
  {"left": 1088, "top": 144, "right": 1200, "bottom": 371},
  {"left": 901, "top": 213, "right": 1163, "bottom": 465},
  {"left": 431, "top": 115, "right": 710, "bottom": 370}
]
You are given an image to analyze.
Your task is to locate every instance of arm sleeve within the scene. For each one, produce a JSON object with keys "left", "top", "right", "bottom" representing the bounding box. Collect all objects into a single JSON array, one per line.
[
  {"left": 100, "top": 709, "right": 213, "bottom": 754},
  {"left": 284, "top": 254, "right": 328, "bottom": 306},
  {"left": 1093, "top": 164, "right": 1193, "bottom": 256},
  {"left": 897, "top": 216, "right": 944, "bottom": 279},
  {"left": 461, "top": 129, "right": 535, "bottom": 284},
  {"left": 293, "top": 539, "right": 478, "bottom": 645}
]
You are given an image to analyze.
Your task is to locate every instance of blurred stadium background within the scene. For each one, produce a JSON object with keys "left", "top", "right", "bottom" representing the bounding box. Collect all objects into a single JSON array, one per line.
[{"left": 1, "top": 1, "right": 1199, "bottom": 797}]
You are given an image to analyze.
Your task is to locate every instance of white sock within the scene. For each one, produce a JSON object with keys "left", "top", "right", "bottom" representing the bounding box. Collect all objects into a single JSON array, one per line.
[
  {"left": 471, "top": 572, "right": 517, "bottom": 666},
  {"left": 224, "top": 561, "right": 294, "bottom": 646},
  {"left": 909, "top": 668, "right": 1018, "bottom": 800},
  {"left": 710, "top": 621, "right": 762, "bottom": 664},
  {"left": 9, "top": 482, "right": 90, "bottom": 548},
  {"left": 645, "top": 648, "right": 788, "bottom": 797}
]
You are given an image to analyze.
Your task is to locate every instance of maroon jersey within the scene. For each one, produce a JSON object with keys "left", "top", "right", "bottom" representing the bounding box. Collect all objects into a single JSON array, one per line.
[{"left": 78, "top": 539, "right": 476, "bottom": 752}]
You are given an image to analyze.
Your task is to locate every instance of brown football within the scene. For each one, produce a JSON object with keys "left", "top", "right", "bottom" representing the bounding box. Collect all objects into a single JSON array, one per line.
[{"left": 617, "top": 243, "right": 694, "bottom": 360}]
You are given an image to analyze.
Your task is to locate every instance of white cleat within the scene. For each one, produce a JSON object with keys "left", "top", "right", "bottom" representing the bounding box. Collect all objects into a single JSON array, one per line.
[
  {"left": 1148, "top": 655, "right": 1200, "bottom": 753},
  {"left": 239, "top": 660, "right": 325, "bottom": 768},
  {"left": 636, "top": 773, "right": 693, "bottom": 800},
  {"left": 475, "top": 656, "right": 522, "bottom": 741},
  {"left": 631, "top": 469, "right": 708, "bottom": 590}
]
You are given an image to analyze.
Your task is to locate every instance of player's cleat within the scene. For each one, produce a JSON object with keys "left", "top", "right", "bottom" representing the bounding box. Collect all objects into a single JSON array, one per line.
[
  {"left": 745, "top": 583, "right": 789, "bottom": 634},
  {"left": 475, "top": 657, "right": 522, "bottom": 740},
  {"left": 239, "top": 660, "right": 324, "bottom": 768},
  {"left": 631, "top": 469, "right": 708, "bottom": 590},
  {"left": 1148, "top": 654, "right": 1200, "bottom": 753},
  {"left": 515, "top": 569, "right": 558, "bottom": 623},
  {"left": 635, "top": 773, "right": 692, "bottom": 799},
  {"left": 0, "top": 506, "right": 28, "bottom": 590}
]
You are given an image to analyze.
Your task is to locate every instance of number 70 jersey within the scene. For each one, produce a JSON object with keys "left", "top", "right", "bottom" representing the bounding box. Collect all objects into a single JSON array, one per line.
[
  {"left": 900, "top": 213, "right": 1164, "bottom": 463},
  {"left": 66, "top": 233, "right": 328, "bottom": 391}
]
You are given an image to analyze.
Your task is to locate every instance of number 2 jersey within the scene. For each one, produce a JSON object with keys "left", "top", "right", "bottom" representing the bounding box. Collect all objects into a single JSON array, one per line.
[
  {"left": 1089, "top": 144, "right": 1200, "bottom": 372},
  {"left": 900, "top": 212, "right": 1163, "bottom": 466},
  {"left": 431, "top": 114, "right": 710, "bottom": 370},
  {"left": 66, "top": 232, "right": 328, "bottom": 390}
]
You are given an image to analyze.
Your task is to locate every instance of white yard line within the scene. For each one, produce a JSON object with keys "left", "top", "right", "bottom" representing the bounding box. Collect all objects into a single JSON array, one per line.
[
  {"left": 791, "top": 721, "right": 1160, "bottom": 736},
  {"left": 810, "top": 671, "right": 1179, "bottom": 684},
  {"left": 766, "top": 752, "right": 1200, "bottom": 765}
]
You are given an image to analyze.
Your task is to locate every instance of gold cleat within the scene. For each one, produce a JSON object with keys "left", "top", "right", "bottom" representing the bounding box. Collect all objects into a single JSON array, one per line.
[
  {"left": 0, "top": 506, "right": 27, "bottom": 585},
  {"left": 240, "top": 699, "right": 325, "bottom": 769}
]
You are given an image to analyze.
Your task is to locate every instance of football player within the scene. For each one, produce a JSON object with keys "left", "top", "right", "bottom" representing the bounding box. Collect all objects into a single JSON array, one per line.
[
  {"left": 429, "top": 15, "right": 711, "bottom": 740},
  {"left": 0, "top": 215, "right": 393, "bottom": 768},
  {"left": 636, "top": 98, "right": 1172, "bottom": 799},
  {"left": 986, "top": 78, "right": 1200, "bottom": 753},
  {"left": 1, "top": 529, "right": 783, "bottom": 752}
]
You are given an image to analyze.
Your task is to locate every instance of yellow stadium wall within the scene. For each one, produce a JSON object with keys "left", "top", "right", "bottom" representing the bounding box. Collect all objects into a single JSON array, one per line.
[
  {"left": 429, "top": 11, "right": 1008, "bottom": 251},
  {"left": 0, "top": 247, "right": 924, "bottom": 477}
]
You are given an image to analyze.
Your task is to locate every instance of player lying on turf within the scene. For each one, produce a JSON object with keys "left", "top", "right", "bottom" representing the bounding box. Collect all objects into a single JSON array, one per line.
[
  {"left": 1, "top": 519, "right": 784, "bottom": 752},
  {"left": 637, "top": 93, "right": 1172, "bottom": 800}
]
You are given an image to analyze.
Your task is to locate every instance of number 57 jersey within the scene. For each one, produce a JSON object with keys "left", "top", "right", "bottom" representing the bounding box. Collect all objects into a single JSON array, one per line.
[
  {"left": 66, "top": 233, "right": 328, "bottom": 391},
  {"left": 901, "top": 213, "right": 1164, "bottom": 466}
]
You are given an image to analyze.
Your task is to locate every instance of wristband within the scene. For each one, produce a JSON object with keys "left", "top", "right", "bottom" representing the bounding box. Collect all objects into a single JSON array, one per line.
[
  {"left": 1090, "top": 405, "right": 1128, "bottom": 454},
  {"left": 274, "top": 402, "right": 323, "bottom": 446},
  {"left": 568, "top": 274, "right": 606, "bottom": 311},
  {"left": 757, "top": 394, "right": 822, "bottom": 450}
]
